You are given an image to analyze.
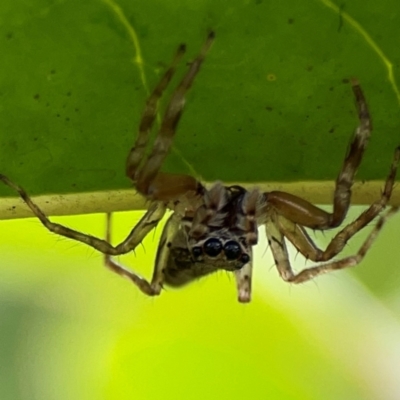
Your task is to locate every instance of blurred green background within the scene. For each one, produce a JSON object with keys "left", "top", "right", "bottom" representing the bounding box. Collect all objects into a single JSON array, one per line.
[{"left": 1, "top": 209, "right": 400, "bottom": 400}]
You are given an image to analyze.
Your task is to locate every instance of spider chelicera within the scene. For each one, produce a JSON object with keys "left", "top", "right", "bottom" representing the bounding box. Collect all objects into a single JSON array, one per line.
[{"left": 1, "top": 31, "right": 399, "bottom": 302}]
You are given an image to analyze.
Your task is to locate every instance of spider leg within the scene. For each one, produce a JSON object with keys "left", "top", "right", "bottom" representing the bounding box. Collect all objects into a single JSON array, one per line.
[
  {"left": 287, "top": 206, "right": 399, "bottom": 283},
  {"left": 234, "top": 249, "right": 253, "bottom": 303},
  {"left": 104, "top": 211, "right": 178, "bottom": 295},
  {"left": 274, "top": 145, "right": 400, "bottom": 262},
  {"left": 240, "top": 188, "right": 262, "bottom": 245},
  {"left": 0, "top": 174, "right": 166, "bottom": 256},
  {"left": 150, "top": 213, "right": 181, "bottom": 293},
  {"left": 263, "top": 80, "right": 374, "bottom": 230},
  {"left": 264, "top": 218, "right": 295, "bottom": 281},
  {"left": 274, "top": 217, "right": 322, "bottom": 261},
  {"left": 133, "top": 32, "right": 215, "bottom": 201},
  {"left": 104, "top": 213, "right": 159, "bottom": 295},
  {"left": 126, "top": 43, "right": 186, "bottom": 181}
]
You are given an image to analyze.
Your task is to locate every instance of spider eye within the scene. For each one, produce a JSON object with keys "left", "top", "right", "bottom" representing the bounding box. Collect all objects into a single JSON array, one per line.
[
  {"left": 223, "top": 240, "right": 241, "bottom": 260},
  {"left": 240, "top": 253, "right": 250, "bottom": 264},
  {"left": 203, "top": 238, "right": 222, "bottom": 257},
  {"left": 192, "top": 247, "right": 203, "bottom": 258}
]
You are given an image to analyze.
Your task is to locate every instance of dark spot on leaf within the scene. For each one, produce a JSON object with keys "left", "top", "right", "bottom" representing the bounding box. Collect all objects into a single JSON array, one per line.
[
  {"left": 298, "top": 138, "right": 307, "bottom": 146},
  {"left": 288, "top": 18, "right": 294, "bottom": 24},
  {"left": 6, "top": 32, "right": 13, "bottom": 39},
  {"left": 265, "top": 106, "right": 273, "bottom": 111},
  {"left": 33, "top": 94, "right": 40, "bottom": 100},
  {"left": 329, "top": 87, "right": 334, "bottom": 91},
  {"left": 342, "top": 78, "right": 349, "bottom": 84},
  {"left": 329, "top": 127, "right": 335, "bottom": 133},
  {"left": 67, "top": 92, "right": 71, "bottom": 97},
  {"left": 306, "top": 65, "right": 313, "bottom": 71}
]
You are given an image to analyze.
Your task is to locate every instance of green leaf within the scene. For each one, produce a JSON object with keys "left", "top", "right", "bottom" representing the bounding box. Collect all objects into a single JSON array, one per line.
[{"left": 0, "top": 0, "right": 399, "bottom": 211}]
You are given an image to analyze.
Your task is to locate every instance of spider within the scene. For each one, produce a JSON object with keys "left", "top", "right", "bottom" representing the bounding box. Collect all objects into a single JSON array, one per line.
[{"left": 1, "top": 31, "right": 399, "bottom": 303}]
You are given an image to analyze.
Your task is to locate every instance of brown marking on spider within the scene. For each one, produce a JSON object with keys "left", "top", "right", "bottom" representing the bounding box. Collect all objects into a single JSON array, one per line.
[{"left": 1, "top": 32, "right": 399, "bottom": 303}]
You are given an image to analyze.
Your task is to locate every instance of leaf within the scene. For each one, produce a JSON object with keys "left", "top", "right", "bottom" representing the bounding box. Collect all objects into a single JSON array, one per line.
[{"left": 0, "top": 0, "right": 399, "bottom": 213}]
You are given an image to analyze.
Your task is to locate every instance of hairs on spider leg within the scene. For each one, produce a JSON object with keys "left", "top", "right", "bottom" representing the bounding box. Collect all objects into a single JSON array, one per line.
[
  {"left": 268, "top": 262, "right": 276, "bottom": 272},
  {"left": 261, "top": 243, "right": 270, "bottom": 258},
  {"left": 293, "top": 249, "right": 300, "bottom": 263},
  {"left": 224, "top": 269, "right": 232, "bottom": 283}
]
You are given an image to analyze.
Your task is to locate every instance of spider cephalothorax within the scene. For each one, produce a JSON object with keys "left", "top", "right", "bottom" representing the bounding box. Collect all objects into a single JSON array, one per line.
[
  {"left": 1, "top": 31, "right": 399, "bottom": 303},
  {"left": 153, "top": 183, "right": 259, "bottom": 289},
  {"left": 186, "top": 184, "right": 261, "bottom": 268}
]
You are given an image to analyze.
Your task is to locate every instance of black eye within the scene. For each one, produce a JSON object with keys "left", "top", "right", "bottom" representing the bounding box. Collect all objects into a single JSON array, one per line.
[
  {"left": 203, "top": 238, "right": 222, "bottom": 257},
  {"left": 240, "top": 253, "right": 250, "bottom": 264},
  {"left": 224, "top": 240, "right": 241, "bottom": 260},
  {"left": 192, "top": 247, "right": 203, "bottom": 258}
]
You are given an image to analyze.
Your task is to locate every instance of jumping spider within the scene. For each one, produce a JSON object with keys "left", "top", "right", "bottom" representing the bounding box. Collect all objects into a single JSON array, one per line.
[{"left": 1, "top": 31, "right": 399, "bottom": 303}]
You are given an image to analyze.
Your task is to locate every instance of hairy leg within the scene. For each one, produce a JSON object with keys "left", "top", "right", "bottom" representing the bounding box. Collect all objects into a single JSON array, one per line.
[
  {"left": 104, "top": 213, "right": 161, "bottom": 295},
  {"left": 0, "top": 174, "right": 166, "bottom": 256},
  {"left": 264, "top": 218, "right": 294, "bottom": 281},
  {"left": 263, "top": 80, "right": 373, "bottom": 230},
  {"left": 275, "top": 146, "right": 400, "bottom": 261},
  {"left": 265, "top": 208, "right": 399, "bottom": 284},
  {"left": 234, "top": 252, "right": 253, "bottom": 303},
  {"left": 287, "top": 206, "right": 399, "bottom": 283},
  {"left": 126, "top": 43, "right": 186, "bottom": 181},
  {"left": 134, "top": 32, "right": 215, "bottom": 197},
  {"left": 150, "top": 213, "right": 181, "bottom": 293}
]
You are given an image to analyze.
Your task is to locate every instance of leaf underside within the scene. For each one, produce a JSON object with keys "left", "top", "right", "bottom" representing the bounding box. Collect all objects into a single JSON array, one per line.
[{"left": 0, "top": 0, "right": 399, "bottom": 208}]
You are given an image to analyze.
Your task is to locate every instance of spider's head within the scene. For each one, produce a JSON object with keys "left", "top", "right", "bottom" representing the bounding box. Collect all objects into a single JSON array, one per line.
[
  {"left": 183, "top": 182, "right": 262, "bottom": 270},
  {"left": 188, "top": 232, "right": 251, "bottom": 271}
]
